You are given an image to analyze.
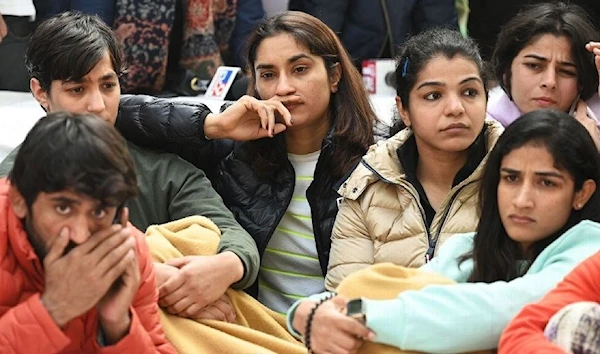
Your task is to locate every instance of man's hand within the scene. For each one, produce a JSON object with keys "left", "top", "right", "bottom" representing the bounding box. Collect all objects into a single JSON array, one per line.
[
  {"left": 204, "top": 95, "right": 298, "bottom": 140},
  {"left": 158, "top": 252, "right": 243, "bottom": 319},
  {"left": 292, "top": 296, "right": 374, "bottom": 354},
  {"left": 96, "top": 208, "right": 141, "bottom": 344},
  {"left": 154, "top": 262, "right": 179, "bottom": 288},
  {"left": 40, "top": 223, "right": 136, "bottom": 329},
  {"left": 191, "top": 294, "right": 236, "bottom": 323}
]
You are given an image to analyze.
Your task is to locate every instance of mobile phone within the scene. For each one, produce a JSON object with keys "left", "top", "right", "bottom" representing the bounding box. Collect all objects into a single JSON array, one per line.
[
  {"left": 112, "top": 203, "right": 125, "bottom": 225},
  {"left": 111, "top": 203, "right": 127, "bottom": 288},
  {"left": 346, "top": 298, "right": 366, "bottom": 324},
  {"left": 569, "top": 92, "right": 582, "bottom": 116}
]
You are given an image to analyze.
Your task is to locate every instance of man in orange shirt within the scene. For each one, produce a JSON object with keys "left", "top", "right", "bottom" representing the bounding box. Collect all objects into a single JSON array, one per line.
[{"left": 0, "top": 111, "right": 175, "bottom": 353}]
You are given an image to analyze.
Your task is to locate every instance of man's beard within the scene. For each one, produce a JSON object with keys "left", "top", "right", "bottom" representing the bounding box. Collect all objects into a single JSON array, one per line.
[{"left": 24, "top": 217, "right": 78, "bottom": 261}]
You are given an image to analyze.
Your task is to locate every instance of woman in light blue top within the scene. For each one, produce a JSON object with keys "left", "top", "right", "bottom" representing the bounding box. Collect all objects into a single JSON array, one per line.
[{"left": 287, "top": 109, "right": 600, "bottom": 354}]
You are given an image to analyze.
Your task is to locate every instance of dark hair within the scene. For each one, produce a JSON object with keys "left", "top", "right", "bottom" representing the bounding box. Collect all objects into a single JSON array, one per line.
[
  {"left": 464, "top": 109, "right": 600, "bottom": 283},
  {"left": 391, "top": 28, "right": 488, "bottom": 134},
  {"left": 243, "top": 11, "right": 376, "bottom": 179},
  {"left": 26, "top": 11, "right": 125, "bottom": 93},
  {"left": 9, "top": 112, "right": 138, "bottom": 209},
  {"left": 493, "top": 2, "right": 600, "bottom": 101}
]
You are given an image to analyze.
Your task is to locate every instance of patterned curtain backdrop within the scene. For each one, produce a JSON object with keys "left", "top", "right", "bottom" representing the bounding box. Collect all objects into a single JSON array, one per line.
[
  {"left": 113, "top": 0, "right": 237, "bottom": 93},
  {"left": 113, "top": 0, "right": 176, "bottom": 93},
  {"left": 180, "top": 0, "right": 237, "bottom": 80}
]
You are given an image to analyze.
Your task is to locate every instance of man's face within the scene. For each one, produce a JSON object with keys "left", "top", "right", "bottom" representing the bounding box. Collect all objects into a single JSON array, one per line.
[
  {"left": 9, "top": 186, "right": 120, "bottom": 260},
  {"left": 31, "top": 50, "right": 120, "bottom": 125}
]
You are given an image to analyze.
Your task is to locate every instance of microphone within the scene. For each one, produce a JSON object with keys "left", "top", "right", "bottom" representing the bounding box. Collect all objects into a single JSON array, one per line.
[{"left": 205, "top": 66, "right": 245, "bottom": 101}]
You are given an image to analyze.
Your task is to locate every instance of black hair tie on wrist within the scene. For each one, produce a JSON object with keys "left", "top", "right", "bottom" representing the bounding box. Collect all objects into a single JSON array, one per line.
[{"left": 304, "top": 292, "right": 336, "bottom": 353}]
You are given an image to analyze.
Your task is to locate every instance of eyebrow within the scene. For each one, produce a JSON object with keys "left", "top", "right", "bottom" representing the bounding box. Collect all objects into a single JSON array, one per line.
[
  {"left": 523, "top": 54, "right": 576, "bottom": 68},
  {"left": 255, "top": 53, "right": 313, "bottom": 70},
  {"left": 49, "top": 196, "right": 81, "bottom": 205},
  {"left": 500, "top": 167, "right": 566, "bottom": 179},
  {"left": 62, "top": 72, "right": 118, "bottom": 84},
  {"left": 415, "top": 76, "right": 482, "bottom": 90}
]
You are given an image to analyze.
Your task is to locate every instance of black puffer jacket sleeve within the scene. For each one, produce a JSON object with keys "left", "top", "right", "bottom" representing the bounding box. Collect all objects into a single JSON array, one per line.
[{"left": 116, "top": 95, "right": 234, "bottom": 175}]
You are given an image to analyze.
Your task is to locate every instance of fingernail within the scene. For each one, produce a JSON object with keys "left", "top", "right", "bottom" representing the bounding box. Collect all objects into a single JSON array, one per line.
[{"left": 59, "top": 227, "right": 69, "bottom": 238}]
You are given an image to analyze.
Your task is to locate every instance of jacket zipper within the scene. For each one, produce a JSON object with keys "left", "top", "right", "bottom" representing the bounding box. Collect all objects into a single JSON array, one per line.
[
  {"left": 263, "top": 151, "right": 295, "bottom": 256},
  {"left": 426, "top": 183, "right": 473, "bottom": 261},
  {"left": 360, "top": 160, "right": 433, "bottom": 258},
  {"left": 361, "top": 159, "right": 476, "bottom": 263}
]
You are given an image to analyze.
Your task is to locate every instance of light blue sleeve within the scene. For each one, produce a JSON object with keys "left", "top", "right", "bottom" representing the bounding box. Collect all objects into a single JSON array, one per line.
[
  {"left": 420, "top": 232, "right": 475, "bottom": 283},
  {"left": 363, "top": 221, "right": 600, "bottom": 353}
]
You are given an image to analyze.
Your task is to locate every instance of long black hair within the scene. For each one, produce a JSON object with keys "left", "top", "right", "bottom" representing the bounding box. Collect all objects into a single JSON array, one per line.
[{"left": 463, "top": 109, "right": 600, "bottom": 283}]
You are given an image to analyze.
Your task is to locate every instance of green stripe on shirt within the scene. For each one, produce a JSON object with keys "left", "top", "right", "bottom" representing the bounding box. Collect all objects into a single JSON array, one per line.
[
  {"left": 260, "top": 266, "right": 324, "bottom": 279},
  {"left": 265, "top": 247, "right": 319, "bottom": 261}
]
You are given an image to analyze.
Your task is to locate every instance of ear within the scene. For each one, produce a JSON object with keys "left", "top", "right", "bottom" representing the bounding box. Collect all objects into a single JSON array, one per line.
[
  {"left": 30, "top": 78, "right": 50, "bottom": 112},
  {"left": 329, "top": 63, "right": 342, "bottom": 93},
  {"left": 573, "top": 179, "right": 596, "bottom": 210},
  {"left": 8, "top": 184, "right": 28, "bottom": 219},
  {"left": 396, "top": 96, "right": 411, "bottom": 128}
]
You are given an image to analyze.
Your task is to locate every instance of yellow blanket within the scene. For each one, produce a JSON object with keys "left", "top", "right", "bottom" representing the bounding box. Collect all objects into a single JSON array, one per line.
[
  {"left": 145, "top": 216, "right": 307, "bottom": 354},
  {"left": 146, "top": 216, "right": 491, "bottom": 354}
]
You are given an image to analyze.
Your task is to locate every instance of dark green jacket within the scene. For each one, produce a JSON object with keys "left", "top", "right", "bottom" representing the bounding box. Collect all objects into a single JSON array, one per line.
[{"left": 0, "top": 141, "right": 259, "bottom": 289}]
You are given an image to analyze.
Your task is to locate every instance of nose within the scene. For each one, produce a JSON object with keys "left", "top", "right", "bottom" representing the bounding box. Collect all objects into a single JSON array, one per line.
[
  {"left": 68, "top": 215, "right": 93, "bottom": 245},
  {"left": 513, "top": 183, "right": 535, "bottom": 209},
  {"left": 86, "top": 88, "right": 106, "bottom": 114},
  {"left": 444, "top": 93, "right": 465, "bottom": 117},
  {"left": 540, "top": 68, "right": 557, "bottom": 89},
  {"left": 274, "top": 74, "right": 296, "bottom": 96}
]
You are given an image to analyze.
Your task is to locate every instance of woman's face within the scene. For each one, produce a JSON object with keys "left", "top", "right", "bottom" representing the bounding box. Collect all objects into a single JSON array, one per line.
[
  {"left": 398, "top": 55, "right": 486, "bottom": 155},
  {"left": 253, "top": 33, "right": 340, "bottom": 132},
  {"left": 498, "top": 144, "right": 587, "bottom": 252},
  {"left": 509, "top": 34, "right": 579, "bottom": 114}
]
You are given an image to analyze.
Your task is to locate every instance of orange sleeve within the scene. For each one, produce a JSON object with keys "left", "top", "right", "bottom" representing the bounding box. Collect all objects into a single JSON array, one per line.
[
  {"left": 96, "top": 227, "right": 176, "bottom": 354},
  {"left": 499, "top": 251, "right": 600, "bottom": 354},
  {"left": 0, "top": 293, "right": 71, "bottom": 353}
]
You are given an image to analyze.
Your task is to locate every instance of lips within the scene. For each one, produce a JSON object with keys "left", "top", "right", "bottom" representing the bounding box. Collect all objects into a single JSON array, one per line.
[
  {"left": 508, "top": 214, "right": 535, "bottom": 224},
  {"left": 284, "top": 103, "right": 300, "bottom": 112},
  {"left": 442, "top": 122, "right": 468, "bottom": 131},
  {"left": 533, "top": 97, "right": 557, "bottom": 107}
]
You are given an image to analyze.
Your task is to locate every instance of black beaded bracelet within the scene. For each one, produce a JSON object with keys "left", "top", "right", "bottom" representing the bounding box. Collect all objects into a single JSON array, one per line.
[{"left": 304, "top": 292, "right": 336, "bottom": 353}]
